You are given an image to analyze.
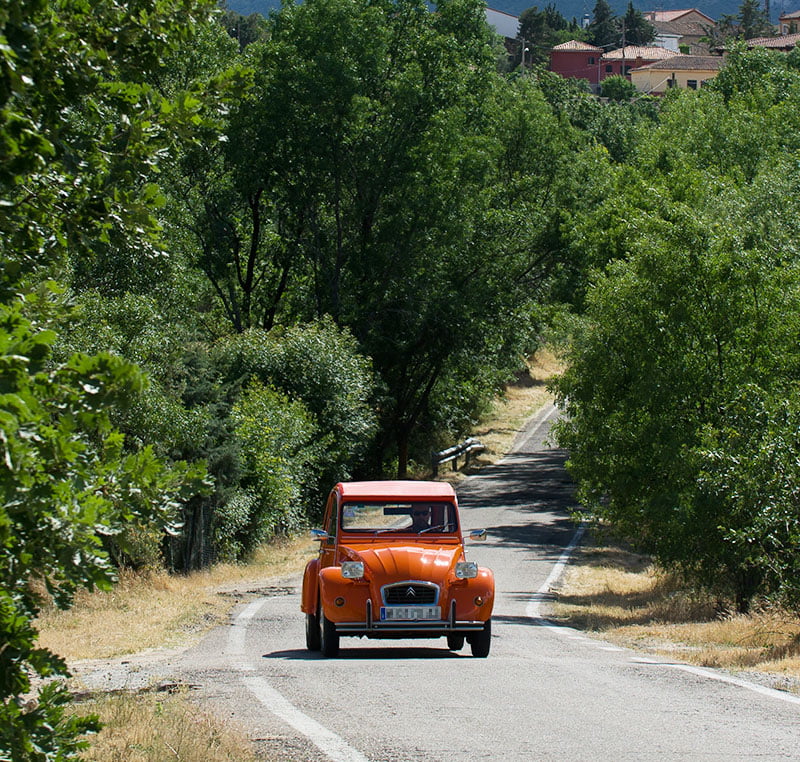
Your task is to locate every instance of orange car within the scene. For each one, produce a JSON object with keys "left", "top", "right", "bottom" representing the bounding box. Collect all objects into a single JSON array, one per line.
[{"left": 301, "top": 480, "right": 494, "bottom": 657}]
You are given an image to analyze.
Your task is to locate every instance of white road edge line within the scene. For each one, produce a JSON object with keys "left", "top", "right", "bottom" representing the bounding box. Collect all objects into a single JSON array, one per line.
[
  {"left": 510, "top": 402, "right": 559, "bottom": 459},
  {"left": 526, "top": 523, "right": 585, "bottom": 621},
  {"left": 528, "top": 528, "right": 800, "bottom": 707},
  {"left": 228, "top": 598, "right": 371, "bottom": 762},
  {"left": 661, "top": 662, "right": 800, "bottom": 706}
]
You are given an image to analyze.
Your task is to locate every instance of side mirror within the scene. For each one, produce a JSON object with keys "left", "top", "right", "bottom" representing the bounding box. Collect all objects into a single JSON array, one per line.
[
  {"left": 310, "top": 528, "right": 329, "bottom": 541},
  {"left": 468, "top": 529, "right": 486, "bottom": 542}
]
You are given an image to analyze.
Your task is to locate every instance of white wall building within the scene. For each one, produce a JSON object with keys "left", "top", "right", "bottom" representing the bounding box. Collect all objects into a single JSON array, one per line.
[{"left": 485, "top": 6, "right": 519, "bottom": 39}]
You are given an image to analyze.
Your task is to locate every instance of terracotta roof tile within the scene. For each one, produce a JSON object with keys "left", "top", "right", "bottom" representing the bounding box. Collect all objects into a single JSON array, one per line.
[
  {"left": 631, "top": 54, "right": 726, "bottom": 71},
  {"left": 644, "top": 8, "right": 715, "bottom": 24},
  {"left": 551, "top": 39, "right": 604, "bottom": 52},
  {"left": 602, "top": 45, "right": 677, "bottom": 60},
  {"left": 745, "top": 31, "right": 800, "bottom": 48}
]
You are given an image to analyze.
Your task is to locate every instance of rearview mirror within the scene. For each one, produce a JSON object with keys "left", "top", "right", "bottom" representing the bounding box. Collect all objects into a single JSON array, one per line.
[
  {"left": 310, "top": 528, "right": 329, "bottom": 541},
  {"left": 468, "top": 529, "right": 486, "bottom": 542}
]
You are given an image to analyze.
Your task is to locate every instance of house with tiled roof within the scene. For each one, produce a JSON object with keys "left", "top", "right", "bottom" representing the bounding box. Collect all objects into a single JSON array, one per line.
[
  {"left": 549, "top": 40, "right": 604, "bottom": 89},
  {"left": 600, "top": 45, "right": 677, "bottom": 78},
  {"left": 548, "top": 42, "right": 682, "bottom": 91},
  {"left": 644, "top": 8, "right": 716, "bottom": 54},
  {"left": 744, "top": 31, "right": 800, "bottom": 51},
  {"left": 779, "top": 9, "right": 800, "bottom": 35},
  {"left": 629, "top": 54, "right": 726, "bottom": 94}
]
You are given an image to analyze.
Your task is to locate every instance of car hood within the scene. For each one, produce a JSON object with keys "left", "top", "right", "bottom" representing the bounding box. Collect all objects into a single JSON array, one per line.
[{"left": 343, "top": 544, "right": 462, "bottom": 583}]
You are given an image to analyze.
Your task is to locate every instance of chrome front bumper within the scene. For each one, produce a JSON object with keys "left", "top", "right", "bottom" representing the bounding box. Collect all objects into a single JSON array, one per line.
[{"left": 334, "top": 599, "right": 486, "bottom": 634}]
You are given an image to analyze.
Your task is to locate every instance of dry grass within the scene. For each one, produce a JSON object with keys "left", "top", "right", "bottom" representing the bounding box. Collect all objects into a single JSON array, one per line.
[
  {"left": 71, "top": 689, "right": 260, "bottom": 762},
  {"left": 473, "top": 347, "right": 562, "bottom": 465},
  {"left": 37, "top": 536, "right": 315, "bottom": 661},
  {"left": 426, "top": 347, "right": 563, "bottom": 484},
  {"left": 552, "top": 541, "right": 800, "bottom": 683}
]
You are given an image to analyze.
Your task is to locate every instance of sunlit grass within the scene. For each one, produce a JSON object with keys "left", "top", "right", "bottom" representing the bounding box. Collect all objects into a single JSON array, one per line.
[
  {"left": 71, "top": 689, "right": 261, "bottom": 762},
  {"left": 551, "top": 541, "right": 800, "bottom": 682},
  {"left": 37, "top": 536, "right": 315, "bottom": 661}
]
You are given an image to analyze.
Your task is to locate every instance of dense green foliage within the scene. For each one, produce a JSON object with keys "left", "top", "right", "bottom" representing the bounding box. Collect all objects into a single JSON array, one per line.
[
  {"left": 600, "top": 74, "right": 637, "bottom": 101},
  {"left": 554, "top": 47, "right": 800, "bottom": 612},
  {"left": 1, "top": 0, "right": 216, "bottom": 756}
]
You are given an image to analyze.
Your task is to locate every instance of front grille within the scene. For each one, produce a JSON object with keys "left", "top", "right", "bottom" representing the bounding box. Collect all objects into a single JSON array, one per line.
[{"left": 383, "top": 582, "right": 438, "bottom": 605}]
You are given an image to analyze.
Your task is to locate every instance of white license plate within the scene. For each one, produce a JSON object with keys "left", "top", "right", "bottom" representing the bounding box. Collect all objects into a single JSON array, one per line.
[{"left": 380, "top": 606, "right": 440, "bottom": 621}]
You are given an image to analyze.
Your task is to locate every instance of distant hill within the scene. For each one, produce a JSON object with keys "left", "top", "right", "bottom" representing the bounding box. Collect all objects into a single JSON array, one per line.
[{"left": 224, "top": 0, "right": 800, "bottom": 27}]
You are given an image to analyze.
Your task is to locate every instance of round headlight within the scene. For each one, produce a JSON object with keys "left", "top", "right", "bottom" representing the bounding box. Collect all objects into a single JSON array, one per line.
[
  {"left": 455, "top": 561, "right": 479, "bottom": 579},
  {"left": 341, "top": 561, "right": 365, "bottom": 579}
]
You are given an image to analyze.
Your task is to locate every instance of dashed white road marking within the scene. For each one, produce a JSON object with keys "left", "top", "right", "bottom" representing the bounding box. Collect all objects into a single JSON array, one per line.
[{"left": 228, "top": 598, "right": 370, "bottom": 762}]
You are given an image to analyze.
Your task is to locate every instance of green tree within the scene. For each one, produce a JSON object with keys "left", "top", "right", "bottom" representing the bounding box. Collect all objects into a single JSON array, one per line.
[
  {"left": 621, "top": 2, "right": 655, "bottom": 46},
  {"left": 601, "top": 74, "right": 636, "bottom": 100},
  {"left": 209, "top": 0, "right": 589, "bottom": 475},
  {"left": 232, "top": 381, "right": 321, "bottom": 544},
  {"left": 216, "top": 318, "right": 377, "bottom": 509},
  {"left": 219, "top": 8, "right": 270, "bottom": 49},
  {"left": 587, "top": 0, "right": 617, "bottom": 49},
  {"left": 0, "top": 0, "right": 215, "bottom": 756},
  {"left": 518, "top": 4, "right": 571, "bottom": 65},
  {"left": 715, "top": 0, "right": 773, "bottom": 42},
  {"left": 554, "top": 55, "right": 800, "bottom": 610},
  {"left": 738, "top": 0, "right": 772, "bottom": 39}
]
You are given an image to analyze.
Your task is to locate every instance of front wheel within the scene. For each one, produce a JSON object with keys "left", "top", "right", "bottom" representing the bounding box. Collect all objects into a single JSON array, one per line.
[
  {"left": 305, "top": 611, "right": 321, "bottom": 651},
  {"left": 446, "top": 633, "right": 465, "bottom": 651},
  {"left": 468, "top": 619, "right": 491, "bottom": 658},
  {"left": 320, "top": 612, "right": 340, "bottom": 657}
]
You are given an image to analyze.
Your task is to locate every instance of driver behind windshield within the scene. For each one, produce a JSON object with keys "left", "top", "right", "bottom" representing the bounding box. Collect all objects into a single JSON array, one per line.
[{"left": 410, "top": 505, "right": 431, "bottom": 532}]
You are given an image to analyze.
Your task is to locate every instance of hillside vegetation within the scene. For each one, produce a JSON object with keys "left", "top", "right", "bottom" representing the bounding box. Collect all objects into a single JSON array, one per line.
[{"left": 2, "top": 0, "right": 800, "bottom": 756}]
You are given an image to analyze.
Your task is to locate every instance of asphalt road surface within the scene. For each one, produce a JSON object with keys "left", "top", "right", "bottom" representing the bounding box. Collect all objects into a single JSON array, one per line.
[{"left": 95, "top": 404, "right": 800, "bottom": 760}]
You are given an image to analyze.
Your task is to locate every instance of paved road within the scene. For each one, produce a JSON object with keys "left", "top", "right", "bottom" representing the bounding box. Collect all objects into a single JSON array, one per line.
[{"left": 173, "top": 405, "right": 800, "bottom": 760}]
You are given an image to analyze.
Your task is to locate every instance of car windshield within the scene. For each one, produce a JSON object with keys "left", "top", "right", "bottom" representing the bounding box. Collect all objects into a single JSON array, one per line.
[{"left": 340, "top": 501, "right": 458, "bottom": 534}]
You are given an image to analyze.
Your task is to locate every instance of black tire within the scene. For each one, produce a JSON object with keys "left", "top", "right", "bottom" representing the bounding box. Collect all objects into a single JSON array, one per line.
[
  {"left": 446, "top": 633, "right": 465, "bottom": 651},
  {"left": 468, "top": 619, "right": 491, "bottom": 658},
  {"left": 320, "top": 612, "right": 340, "bottom": 657},
  {"left": 305, "top": 610, "right": 321, "bottom": 651}
]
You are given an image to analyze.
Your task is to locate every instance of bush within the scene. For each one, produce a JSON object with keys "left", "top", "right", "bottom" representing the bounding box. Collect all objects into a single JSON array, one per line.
[
  {"left": 232, "top": 381, "right": 321, "bottom": 547},
  {"left": 216, "top": 317, "right": 377, "bottom": 521},
  {"left": 600, "top": 75, "right": 636, "bottom": 102}
]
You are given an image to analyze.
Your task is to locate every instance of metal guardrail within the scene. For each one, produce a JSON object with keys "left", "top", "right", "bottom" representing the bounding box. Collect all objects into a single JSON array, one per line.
[{"left": 431, "top": 437, "right": 485, "bottom": 477}]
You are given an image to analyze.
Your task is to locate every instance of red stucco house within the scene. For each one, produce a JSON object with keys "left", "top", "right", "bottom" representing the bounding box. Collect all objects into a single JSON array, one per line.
[{"left": 549, "top": 40, "right": 604, "bottom": 89}]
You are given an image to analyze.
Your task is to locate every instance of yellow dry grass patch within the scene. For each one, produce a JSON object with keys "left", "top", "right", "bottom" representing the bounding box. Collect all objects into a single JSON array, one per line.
[
  {"left": 37, "top": 536, "right": 315, "bottom": 661},
  {"left": 469, "top": 347, "right": 563, "bottom": 469},
  {"left": 72, "top": 689, "right": 260, "bottom": 762},
  {"left": 552, "top": 542, "right": 800, "bottom": 681}
]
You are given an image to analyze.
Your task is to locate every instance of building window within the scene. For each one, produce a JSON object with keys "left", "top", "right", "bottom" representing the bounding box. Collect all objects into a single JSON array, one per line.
[
  {"left": 623, "top": 65, "right": 631, "bottom": 75},
  {"left": 667, "top": 78, "right": 677, "bottom": 88},
  {"left": 605, "top": 64, "right": 613, "bottom": 73},
  {"left": 687, "top": 79, "right": 698, "bottom": 89},
  {"left": 588, "top": 56, "right": 595, "bottom": 64}
]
